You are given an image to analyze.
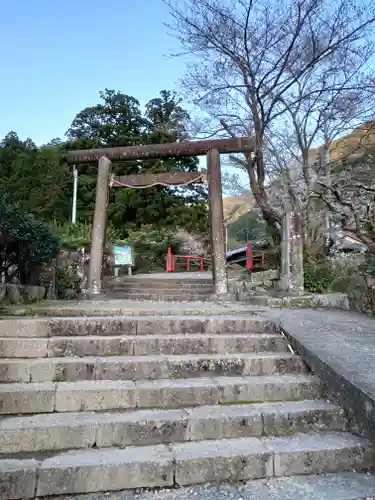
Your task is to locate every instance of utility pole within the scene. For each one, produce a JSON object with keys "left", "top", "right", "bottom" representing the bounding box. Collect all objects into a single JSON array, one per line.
[{"left": 72, "top": 166, "right": 78, "bottom": 224}]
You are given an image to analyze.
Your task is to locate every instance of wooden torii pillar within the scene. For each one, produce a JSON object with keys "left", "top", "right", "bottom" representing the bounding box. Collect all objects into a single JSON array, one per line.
[{"left": 67, "top": 137, "right": 254, "bottom": 296}]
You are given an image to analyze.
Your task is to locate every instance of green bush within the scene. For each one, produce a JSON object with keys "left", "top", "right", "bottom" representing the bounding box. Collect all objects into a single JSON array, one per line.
[
  {"left": 359, "top": 251, "right": 375, "bottom": 276},
  {"left": 56, "top": 267, "right": 80, "bottom": 299},
  {"left": 329, "top": 264, "right": 359, "bottom": 293},
  {"left": 125, "top": 225, "right": 181, "bottom": 273},
  {"left": 304, "top": 256, "right": 361, "bottom": 294},
  {"left": 304, "top": 259, "right": 334, "bottom": 293},
  {"left": 51, "top": 221, "right": 125, "bottom": 250},
  {"left": 0, "top": 196, "right": 60, "bottom": 284},
  {"left": 303, "top": 251, "right": 375, "bottom": 315}
]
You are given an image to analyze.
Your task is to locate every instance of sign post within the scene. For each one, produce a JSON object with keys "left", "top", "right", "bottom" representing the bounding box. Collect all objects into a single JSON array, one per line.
[{"left": 112, "top": 245, "right": 134, "bottom": 276}]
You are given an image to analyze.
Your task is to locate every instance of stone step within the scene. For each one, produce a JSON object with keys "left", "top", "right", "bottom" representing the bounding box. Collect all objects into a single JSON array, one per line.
[
  {"left": 0, "top": 333, "right": 288, "bottom": 358},
  {"left": 121, "top": 473, "right": 375, "bottom": 500},
  {"left": 0, "top": 373, "right": 321, "bottom": 414},
  {"left": 3, "top": 432, "right": 373, "bottom": 498},
  {"left": 107, "top": 282, "right": 215, "bottom": 291},
  {"left": 0, "top": 400, "right": 346, "bottom": 454},
  {"left": 0, "top": 352, "right": 305, "bottom": 383},
  {"left": 0, "top": 316, "right": 277, "bottom": 337},
  {"left": 105, "top": 278, "right": 214, "bottom": 289},
  {"left": 103, "top": 292, "right": 212, "bottom": 302}
]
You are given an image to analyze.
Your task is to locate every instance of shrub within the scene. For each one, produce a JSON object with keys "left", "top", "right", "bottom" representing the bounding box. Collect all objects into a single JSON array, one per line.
[
  {"left": 328, "top": 264, "right": 358, "bottom": 293},
  {"left": 359, "top": 251, "right": 375, "bottom": 276},
  {"left": 347, "top": 251, "right": 375, "bottom": 315},
  {"left": 0, "top": 197, "right": 60, "bottom": 284},
  {"left": 303, "top": 250, "right": 375, "bottom": 315},
  {"left": 51, "top": 221, "right": 124, "bottom": 250},
  {"left": 304, "top": 252, "right": 362, "bottom": 294},
  {"left": 303, "top": 259, "right": 334, "bottom": 293},
  {"left": 125, "top": 225, "right": 181, "bottom": 273},
  {"left": 56, "top": 267, "right": 80, "bottom": 299}
]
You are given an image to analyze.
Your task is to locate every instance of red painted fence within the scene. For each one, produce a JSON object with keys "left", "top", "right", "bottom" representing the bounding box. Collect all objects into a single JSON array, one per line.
[
  {"left": 245, "top": 243, "right": 265, "bottom": 270},
  {"left": 166, "top": 247, "right": 211, "bottom": 272},
  {"left": 166, "top": 243, "right": 265, "bottom": 273}
]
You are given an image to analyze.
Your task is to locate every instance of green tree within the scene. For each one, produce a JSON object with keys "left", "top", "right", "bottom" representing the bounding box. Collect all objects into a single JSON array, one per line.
[
  {"left": 0, "top": 193, "right": 60, "bottom": 284},
  {"left": 65, "top": 89, "right": 144, "bottom": 222},
  {"left": 0, "top": 132, "right": 37, "bottom": 191},
  {"left": 228, "top": 211, "right": 268, "bottom": 245},
  {"left": 67, "top": 89, "right": 207, "bottom": 235},
  {"left": 0, "top": 88, "right": 207, "bottom": 244},
  {"left": 0, "top": 132, "right": 71, "bottom": 223},
  {"left": 67, "top": 89, "right": 146, "bottom": 147}
]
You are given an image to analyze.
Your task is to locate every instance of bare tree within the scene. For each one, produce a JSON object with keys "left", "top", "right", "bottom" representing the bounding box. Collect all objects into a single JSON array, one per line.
[
  {"left": 270, "top": 29, "right": 375, "bottom": 240},
  {"left": 313, "top": 144, "right": 375, "bottom": 251},
  {"left": 266, "top": 109, "right": 375, "bottom": 253},
  {"left": 165, "top": 0, "right": 375, "bottom": 235},
  {"left": 267, "top": 75, "right": 375, "bottom": 246},
  {"left": 221, "top": 171, "right": 251, "bottom": 196}
]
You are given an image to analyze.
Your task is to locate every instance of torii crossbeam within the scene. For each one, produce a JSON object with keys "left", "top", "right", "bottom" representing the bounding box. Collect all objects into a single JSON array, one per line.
[{"left": 66, "top": 137, "right": 255, "bottom": 295}]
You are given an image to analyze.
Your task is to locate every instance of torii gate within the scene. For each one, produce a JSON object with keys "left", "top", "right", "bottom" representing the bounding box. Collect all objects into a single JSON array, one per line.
[{"left": 66, "top": 137, "right": 254, "bottom": 296}]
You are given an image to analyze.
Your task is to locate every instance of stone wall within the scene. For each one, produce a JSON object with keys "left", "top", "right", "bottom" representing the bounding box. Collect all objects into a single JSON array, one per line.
[
  {"left": 228, "top": 269, "right": 279, "bottom": 300},
  {"left": 0, "top": 249, "right": 89, "bottom": 304},
  {"left": 2, "top": 284, "right": 47, "bottom": 304}
]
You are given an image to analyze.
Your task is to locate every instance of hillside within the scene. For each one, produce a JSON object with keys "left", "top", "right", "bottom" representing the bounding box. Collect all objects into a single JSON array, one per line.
[
  {"left": 309, "top": 121, "right": 375, "bottom": 164},
  {"left": 222, "top": 195, "right": 255, "bottom": 224}
]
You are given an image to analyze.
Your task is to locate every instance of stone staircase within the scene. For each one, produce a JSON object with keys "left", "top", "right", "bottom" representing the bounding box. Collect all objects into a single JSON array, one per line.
[
  {"left": 103, "top": 275, "right": 215, "bottom": 301},
  {"left": 0, "top": 314, "right": 374, "bottom": 499}
]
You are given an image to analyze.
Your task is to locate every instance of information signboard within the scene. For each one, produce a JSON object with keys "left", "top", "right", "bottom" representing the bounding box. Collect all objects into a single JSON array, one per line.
[{"left": 113, "top": 245, "right": 133, "bottom": 266}]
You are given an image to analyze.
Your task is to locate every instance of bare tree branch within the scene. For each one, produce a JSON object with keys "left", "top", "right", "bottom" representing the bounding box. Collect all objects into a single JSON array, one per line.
[{"left": 164, "top": 0, "right": 375, "bottom": 240}]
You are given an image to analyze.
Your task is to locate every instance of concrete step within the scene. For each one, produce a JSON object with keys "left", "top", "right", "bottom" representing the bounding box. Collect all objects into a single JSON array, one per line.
[
  {"left": 103, "top": 292, "right": 213, "bottom": 302},
  {"left": 0, "top": 373, "right": 321, "bottom": 414},
  {"left": 105, "top": 290, "right": 215, "bottom": 297},
  {"left": 119, "top": 473, "right": 375, "bottom": 500},
  {"left": 0, "top": 333, "right": 288, "bottom": 358},
  {"left": 0, "top": 400, "right": 346, "bottom": 454},
  {"left": 105, "top": 278, "right": 214, "bottom": 289},
  {"left": 0, "top": 352, "right": 305, "bottom": 383},
  {"left": 0, "top": 316, "right": 277, "bottom": 337},
  {"left": 2, "top": 432, "right": 373, "bottom": 498},
  {"left": 107, "top": 283, "right": 215, "bottom": 291}
]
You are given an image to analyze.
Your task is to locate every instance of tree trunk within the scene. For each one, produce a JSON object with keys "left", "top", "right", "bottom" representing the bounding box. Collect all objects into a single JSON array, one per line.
[{"left": 246, "top": 154, "right": 282, "bottom": 244}]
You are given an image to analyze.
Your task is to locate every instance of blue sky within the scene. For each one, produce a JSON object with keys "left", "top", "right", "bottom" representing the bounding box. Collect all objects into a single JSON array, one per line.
[{"left": 0, "top": 0, "right": 187, "bottom": 145}]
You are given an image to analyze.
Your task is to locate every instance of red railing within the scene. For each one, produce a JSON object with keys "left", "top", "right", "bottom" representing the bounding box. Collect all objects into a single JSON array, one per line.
[
  {"left": 166, "top": 247, "right": 211, "bottom": 272},
  {"left": 166, "top": 243, "right": 265, "bottom": 273},
  {"left": 245, "top": 243, "right": 265, "bottom": 271}
]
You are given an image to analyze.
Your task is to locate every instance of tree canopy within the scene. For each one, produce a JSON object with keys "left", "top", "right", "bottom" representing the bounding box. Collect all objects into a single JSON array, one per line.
[
  {"left": 0, "top": 191, "right": 60, "bottom": 284},
  {"left": 0, "top": 89, "right": 207, "bottom": 240}
]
